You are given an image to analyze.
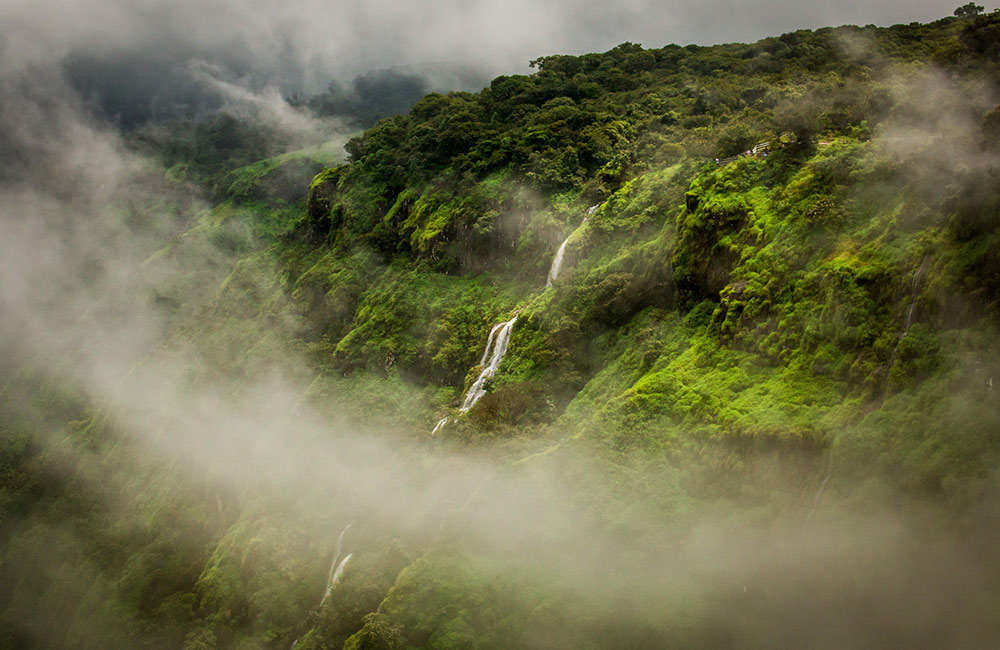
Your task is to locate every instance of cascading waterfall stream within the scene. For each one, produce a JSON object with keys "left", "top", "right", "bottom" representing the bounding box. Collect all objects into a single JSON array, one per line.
[
  {"left": 430, "top": 318, "right": 517, "bottom": 434},
  {"left": 431, "top": 320, "right": 511, "bottom": 433},
  {"left": 547, "top": 205, "right": 597, "bottom": 287},
  {"left": 318, "top": 524, "right": 352, "bottom": 608},
  {"left": 546, "top": 238, "right": 571, "bottom": 287},
  {"left": 318, "top": 554, "right": 353, "bottom": 608},
  {"left": 331, "top": 555, "right": 352, "bottom": 585},
  {"left": 477, "top": 321, "right": 505, "bottom": 368},
  {"left": 460, "top": 314, "right": 518, "bottom": 412},
  {"left": 430, "top": 204, "right": 599, "bottom": 433}
]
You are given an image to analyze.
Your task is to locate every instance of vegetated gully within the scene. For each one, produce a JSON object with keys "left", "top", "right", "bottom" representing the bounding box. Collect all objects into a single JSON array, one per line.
[{"left": 431, "top": 205, "right": 597, "bottom": 434}]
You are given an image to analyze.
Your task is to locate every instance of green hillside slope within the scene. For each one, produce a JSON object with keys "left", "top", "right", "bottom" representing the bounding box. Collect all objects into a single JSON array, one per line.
[{"left": 3, "top": 12, "right": 1000, "bottom": 650}]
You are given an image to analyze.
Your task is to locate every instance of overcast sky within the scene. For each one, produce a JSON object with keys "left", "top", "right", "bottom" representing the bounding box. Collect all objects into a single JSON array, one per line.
[{"left": 0, "top": 0, "right": 979, "bottom": 87}]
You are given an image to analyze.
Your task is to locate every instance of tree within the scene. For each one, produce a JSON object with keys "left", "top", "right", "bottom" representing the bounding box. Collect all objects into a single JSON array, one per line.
[
  {"left": 342, "top": 613, "right": 403, "bottom": 650},
  {"left": 955, "top": 3, "right": 985, "bottom": 17},
  {"left": 959, "top": 11, "right": 1000, "bottom": 57}
]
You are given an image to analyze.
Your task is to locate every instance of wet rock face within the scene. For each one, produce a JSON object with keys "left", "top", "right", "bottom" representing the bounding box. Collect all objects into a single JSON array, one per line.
[
  {"left": 303, "top": 182, "right": 337, "bottom": 244},
  {"left": 674, "top": 244, "right": 741, "bottom": 305},
  {"left": 302, "top": 187, "right": 353, "bottom": 248},
  {"left": 685, "top": 191, "right": 700, "bottom": 213},
  {"left": 700, "top": 246, "right": 743, "bottom": 300},
  {"left": 672, "top": 193, "right": 747, "bottom": 305}
]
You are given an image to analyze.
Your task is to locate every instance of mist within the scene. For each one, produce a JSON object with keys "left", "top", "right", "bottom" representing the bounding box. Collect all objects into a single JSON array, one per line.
[
  {"left": 1, "top": 0, "right": 969, "bottom": 76},
  {"left": 0, "top": 0, "right": 978, "bottom": 130},
  {"left": 5, "top": 154, "right": 1000, "bottom": 643}
]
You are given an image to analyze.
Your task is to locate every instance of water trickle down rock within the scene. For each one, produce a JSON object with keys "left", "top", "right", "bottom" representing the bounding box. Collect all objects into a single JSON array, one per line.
[
  {"left": 883, "top": 255, "right": 931, "bottom": 398},
  {"left": 319, "top": 524, "right": 352, "bottom": 608},
  {"left": 546, "top": 206, "right": 597, "bottom": 287},
  {"left": 460, "top": 314, "right": 518, "bottom": 413},
  {"left": 546, "top": 236, "right": 572, "bottom": 287},
  {"left": 431, "top": 208, "right": 602, "bottom": 431}
]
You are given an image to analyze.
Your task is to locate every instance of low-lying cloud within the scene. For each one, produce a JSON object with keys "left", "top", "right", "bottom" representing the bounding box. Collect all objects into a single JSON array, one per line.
[{"left": 1, "top": 0, "right": 970, "bottom": 84}]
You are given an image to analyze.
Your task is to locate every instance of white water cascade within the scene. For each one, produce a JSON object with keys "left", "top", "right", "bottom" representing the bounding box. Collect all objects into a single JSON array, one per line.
[
  {"left": 331, "top": 554, "right": 352, "bottom": 586},
  {"left": 546, "top": 205, "right": 598, "bottom": 287},
  {"left": 319, "top": 524, "right": 352, "bottom": 608},
  {"left": 429, "top": 314, "right": 518, "bottom": 433},
  {"left": 546, "top": 237, "right": 572, "bottom": 287},
  {"left": 431, "top": 205, "right": 600, "bottom": 432},
  {"left": 460, "top": 314, "right": 518, "bottom": 412}
]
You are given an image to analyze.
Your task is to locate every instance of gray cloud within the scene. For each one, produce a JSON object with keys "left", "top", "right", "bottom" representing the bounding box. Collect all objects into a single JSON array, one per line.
[
  {"left": 0, "top": 0, "right": 974, "bottom": 85},
  {"left": 1, "top": 0, "right": 971, "bottom": 132}
]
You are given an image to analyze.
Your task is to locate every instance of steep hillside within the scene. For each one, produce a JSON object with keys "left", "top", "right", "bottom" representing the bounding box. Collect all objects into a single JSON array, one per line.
[
  {"left": 3, "top": 12, "right": 1000, "bottom": 650},
  {"left": 287, "top": 14, "right": 1000, "bottom": 472}
]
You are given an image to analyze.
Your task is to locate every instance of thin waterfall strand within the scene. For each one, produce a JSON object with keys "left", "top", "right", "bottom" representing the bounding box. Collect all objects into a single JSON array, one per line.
[
  {"left": 883, "top": 255, "right": 931, "bottom": 399},
  {"left": 460, "top": 315, "right": 517, "bottom": 413},
  {"left": 478, "top": 322, "right": 505, "bottom": 366},
  {"left": 319, "top": 524, "right": 352, "bottom": 607},
  {"left": 546, "top": 206, "right": 596, "bottom": 287},
  {"left": 320, "top": 553, "right": 353, "bottom": 607},
  {"left": 331, "top": 554, "right": 352, "bottom": 587},
  {"left": 546, "top": 236, "right": 571, "bottom": 286}
]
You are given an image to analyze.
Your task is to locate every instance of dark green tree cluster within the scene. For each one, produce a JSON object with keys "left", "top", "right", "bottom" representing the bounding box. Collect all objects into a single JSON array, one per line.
[{"left": 954, "top": 3, "right": 985, "bottom": 18}]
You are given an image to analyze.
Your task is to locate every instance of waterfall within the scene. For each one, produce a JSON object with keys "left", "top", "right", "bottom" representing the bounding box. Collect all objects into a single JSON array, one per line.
[
  {"left": 902, "top": 257, "right": 930, "bottom": 332},
  {"left": 546, "top": 206, "right": 596, "bottom": 287},
  {"left": 429, "top": 314, "right": 518, "bottom": 431},
  {"left": 460, "top": 314, "right": 518, "bottom": 413},
  {"left": 431, "top": 205, "right": 598, "bottom": 431},
  {"left": 319, "top": 524, "right": 352, "bottom": 608},
  {"left": 320, "top": 553, "right": 354, "bottom": 607},
  {"left": 546, "top": 237, "right": 571, "bottom": 287},
  {"left": 477, "top": 321, "right": 505, "bottom": 367},
  {"left": 330, "top": 554, "right": 352, "bottom": 587},
  {"left": 805, "top": 449, "right": 835, "bottom": 525}
]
